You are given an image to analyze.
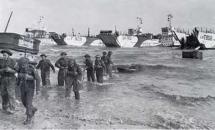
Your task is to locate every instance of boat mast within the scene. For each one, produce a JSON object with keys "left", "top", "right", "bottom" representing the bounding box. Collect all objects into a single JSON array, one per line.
[
  {"left": 72, "top": 28, "right": 75, "bottom": 36},
  {"left": 136, "top": 17, "right": 143, "bottom": 35},
  {"left": 88, "top": 27, "right": 90, "bottom": 37},
  {"left": 4, "top": 11, "right": 13, "bottom": 32},
  {"left": 167, "top": 14, "right": 173, "bottom": 29}
]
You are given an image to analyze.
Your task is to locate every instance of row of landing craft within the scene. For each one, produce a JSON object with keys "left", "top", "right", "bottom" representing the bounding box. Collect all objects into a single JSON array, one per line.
[
  {"left": 21, "top": 16, "right": 215, "bottom": 49},
  {"left": 26, "top": 26, "right": 215, "bottom": 49},
  {"left": 26, "top": 27, "right": 177, "bottom": 48}
]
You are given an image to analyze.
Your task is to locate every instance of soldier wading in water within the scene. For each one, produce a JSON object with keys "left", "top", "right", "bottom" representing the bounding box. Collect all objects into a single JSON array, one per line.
[
  {"left": 55, "top": 52, "right": 69, "bottom": 87},
  {"left": 84, "top": 54, "right": 95, "bottom": 82},
  {"left": 0, "top": 49, "right": 17, "bottom": 114},
  {"left": 65, "top": 59, "right": 82, "bottom": 100},
  {"left": 17, "top": 57, "right": 40, "bottom": 125},
  {"left": 94, "top": 55, "right": 105, "bottom": 83},
  {"left": 36, "top": 53, "right": 55, "bottom": 87}
]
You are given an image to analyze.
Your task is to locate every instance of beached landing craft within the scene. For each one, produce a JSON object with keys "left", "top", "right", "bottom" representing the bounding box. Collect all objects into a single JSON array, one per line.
[
  {"left": 0, "top": 33, "right": 40, "bottom": 55},
  {"left": 50, "top": 33, "right": 104, "bottom": 47},
  {"left": 83, "top": 28, "right": 104, "bottom": 47},
  {"left": 0, "top": 12, "right": 40, "bottom": 62},
  {"left": 25, "top": 16, "right": 56, "bottom": 45},
  {"left": 50, "top": 28, "right": 104, "bottom": 47},
  {"left": 173, "top": 27, "right": 215, "bottom": 49},
  {"left": 160, "top": 14, "right": 188, "bottom": 47},
  {"left": 160, "top": 27, "right": 188, "bottom": 47},
  {"left": 97, "top": 30, "right": 138, "bottom": 48},
  {"left": 98, "top": 18, "right": 155, "bottom": 48}
]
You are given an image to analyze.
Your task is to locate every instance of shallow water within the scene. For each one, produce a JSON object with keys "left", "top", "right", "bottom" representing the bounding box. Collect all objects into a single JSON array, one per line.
[{"left": 1, "top": 45, "right": 215, "bottom": 129}]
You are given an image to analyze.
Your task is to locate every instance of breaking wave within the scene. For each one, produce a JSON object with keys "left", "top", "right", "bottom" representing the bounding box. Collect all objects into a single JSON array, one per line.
[{"left": 140, "top": 85, "right": 215, "bottom": 106}]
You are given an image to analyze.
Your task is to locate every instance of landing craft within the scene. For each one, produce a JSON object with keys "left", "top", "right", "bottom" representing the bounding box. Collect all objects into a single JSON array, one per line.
[
  {"left": 97, "top": 18, "right": 154, "bottom": 48},
  {"left": 50, "top": 28, "right": 104, "bottom": 47},
  {"left": 25, "top": 16, "right": 56, "bottom": 45},
  {"left": 173, "top": 27, "right": 215, "bottom": 49},
  {"left": 0, "top": 12, "right": 40, "bottom": 62},
  {"left": 160, "top": 27, "right": 188, "bottom": 47}
]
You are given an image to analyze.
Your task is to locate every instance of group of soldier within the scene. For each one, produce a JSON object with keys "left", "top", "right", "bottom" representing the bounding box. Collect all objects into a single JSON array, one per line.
[
  {"left": 0, "top": 49, "right": 113, "bottom": 125},
  {"left": 0, "top": 49, "right": 40, "bottom": 125}
]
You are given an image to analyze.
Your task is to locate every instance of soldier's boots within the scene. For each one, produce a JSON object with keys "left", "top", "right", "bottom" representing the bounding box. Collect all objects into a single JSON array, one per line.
[
  {"left": 74, "top": 91, "right": 80, "bottom": 100},
  {"left": 23, "top": 116, "right": 32, "bottom": 125},
  {"left": 32, "top": 107, "right": 38, "bottom": 117},
  {"left": 23, "top": 107, "right": 37, "bottom": 125}
]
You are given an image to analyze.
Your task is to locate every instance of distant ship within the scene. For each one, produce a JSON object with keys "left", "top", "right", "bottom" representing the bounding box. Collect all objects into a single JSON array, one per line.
[{"left": 25, "top": 16, "right": 56, "bottom": 45}]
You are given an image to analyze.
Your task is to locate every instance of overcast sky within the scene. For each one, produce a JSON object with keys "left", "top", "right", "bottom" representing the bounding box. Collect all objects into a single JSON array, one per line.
[{"left": 0, "top": 0, "right": 215, "bottom": 35}]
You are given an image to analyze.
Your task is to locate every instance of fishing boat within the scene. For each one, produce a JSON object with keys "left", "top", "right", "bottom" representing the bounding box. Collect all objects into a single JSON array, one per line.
[{"left": 25, "top": 16, "right": 56, "bottom": 45}]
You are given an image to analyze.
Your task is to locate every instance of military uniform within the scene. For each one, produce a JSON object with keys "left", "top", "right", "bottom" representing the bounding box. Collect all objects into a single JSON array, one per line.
[
  {"left": 94, "top": 56, "right": 105, "bottom": 83},
  {"left": 101, "top": 54, "right": 108, "bottom": 75},
  {"left": 17, "top": 57, "right": 40, "bottom": 124},
  {"left": 55, "top": 56, "right": 69, "bottom": 86},
  {"left": 0, "top": 50, "right": 16, "bottom": 113},
  {"left": 107, "top": 53, "right": 113, "bottom": 78},
  {"left": 36, "top": 57, "right": 55, "bottom": 86},
  {"left": 84, "top": 55, "right": 95, "bottom": 82},
  {"left": 65, "top": 59, "right": 82, "bottom": 99}
]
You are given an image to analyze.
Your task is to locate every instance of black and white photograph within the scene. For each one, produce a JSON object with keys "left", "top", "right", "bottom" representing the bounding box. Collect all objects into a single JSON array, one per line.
[{"left": 0, "top": 0, "right": 215, "bottom": 129}]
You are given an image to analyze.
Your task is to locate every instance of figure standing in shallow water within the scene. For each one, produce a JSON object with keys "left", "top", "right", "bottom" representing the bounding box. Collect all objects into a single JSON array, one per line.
[
  {"left": 65, "top": 59, "right": 82, "bottom": 100},
  {"left": 101, "top": 51, "right": 108, "bottom": 75},
  {"left": 94, "top": 55, "right": 105, "bottom": 83},
  {"left": 36, "top": 54, "right": 55, "bottom": 87},
  {"left": 84, "top": 54, "right": 95, "bottom": 82},
  {"left": 107, "top": 51, "right": 114, "bottom": 78},
  {"left": 55, "top": 52, "right": 69, "bottom": 87},
  {"left": 17, "top": 57, "right": 40, "bottom": 125},
  {"left": 0, "top": 49, "right": 17, "bottom": 114}
]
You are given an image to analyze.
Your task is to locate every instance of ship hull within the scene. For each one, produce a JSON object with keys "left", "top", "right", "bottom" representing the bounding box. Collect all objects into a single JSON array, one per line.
[
  {"left": 197, "top": 32, "right": 215, "bottom": 49},
  {"left": 38, "top": 38, "right": 56, "bottom": 45},
  {"left": 84, "top": 37, "right": 104, "bottom": 47},
  {"left": 98, "top": 34, "right": 138, "bottom": 48},
  {"left": 64, "top": 36, "right": 86, "bottom": 46},
  {"left": 140, "top": 39, "right": 161, "bottom": 47},
  {"left": 134, "top": 35, "right": 153, "bottom": 47},
  {"left": 98, "top": 34, "right": 120, "bottom": 47},
  {"left": 0, "top": 33, "right": 40, "bottom": 54}
]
